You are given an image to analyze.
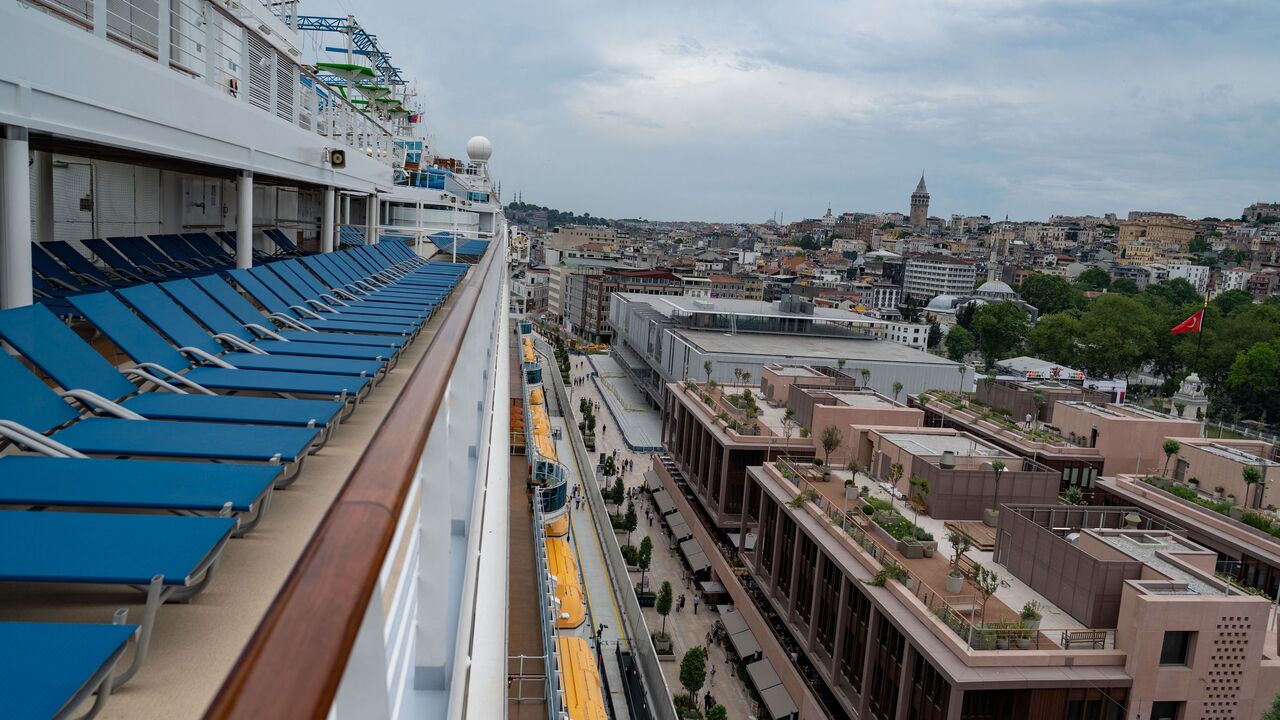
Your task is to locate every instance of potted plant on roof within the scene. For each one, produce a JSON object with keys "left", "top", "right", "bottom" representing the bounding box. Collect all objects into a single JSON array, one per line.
[
  {"left": 1019, "top": 600, "right": 1042, "bottom": 633},
  {"left": 945, "top": 529, "right": 970, "bottom": 593}
]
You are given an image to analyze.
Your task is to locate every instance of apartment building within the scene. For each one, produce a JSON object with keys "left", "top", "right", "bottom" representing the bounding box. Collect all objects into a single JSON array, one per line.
[
  {"left": 1167, "top": 264, "right": 1211, "bottom": 294},
  {"left": 548, "top": 224, "right": 618, "bottom": 251},
  {"left": 902, "top": 255, "right": 979, "bottom": 301},
  {"left": 1118, "top": 219, "right": 1196, "bottom": 255}
]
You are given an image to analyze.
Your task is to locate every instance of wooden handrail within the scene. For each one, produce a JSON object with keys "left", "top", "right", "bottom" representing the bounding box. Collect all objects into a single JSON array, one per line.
[{"left": 205, "top": 245, "right": 501, "bottom": 719}]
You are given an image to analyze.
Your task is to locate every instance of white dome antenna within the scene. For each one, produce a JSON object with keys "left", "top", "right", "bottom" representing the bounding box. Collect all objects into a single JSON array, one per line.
[{"left": 466, "top": 136, "right": 493, "bottom": 164}]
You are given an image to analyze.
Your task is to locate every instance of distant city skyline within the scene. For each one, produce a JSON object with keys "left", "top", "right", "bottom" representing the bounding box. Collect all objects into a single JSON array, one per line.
[{"left": 317, "top": 1, "right": 1280, "bottom": 222}]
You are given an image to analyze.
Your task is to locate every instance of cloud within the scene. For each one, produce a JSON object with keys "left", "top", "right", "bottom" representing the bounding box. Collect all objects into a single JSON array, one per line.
[{"left": 306, "top": 0, "right": 1280, "bottom": 221}]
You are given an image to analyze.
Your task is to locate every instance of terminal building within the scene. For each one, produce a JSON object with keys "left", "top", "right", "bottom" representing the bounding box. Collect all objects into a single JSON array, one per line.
[{"left": 609, "top": 293, "right": 969, "bottom": 407}]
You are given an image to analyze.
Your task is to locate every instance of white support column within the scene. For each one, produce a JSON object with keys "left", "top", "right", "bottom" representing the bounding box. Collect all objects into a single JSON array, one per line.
[
  {"left": 321, "top": 187, "right": 336, "bottom": 253},
  {"left": 0, "top": 126, "right": 33, "bottom": 309},
  {"left": 366, "top": 193, "right": 378, "bottom": 244},
  {"left": 32, "top": 150, "right": 54, "bottom": 243},
  {"left": 236, "top": 171, "right": 253, "bottom": 268},
  {"left": 343, "top": 194, "right": 351, "bottom": 225},
  {"left": 158, "top": 170, "right": 183, "bottom": 233}
]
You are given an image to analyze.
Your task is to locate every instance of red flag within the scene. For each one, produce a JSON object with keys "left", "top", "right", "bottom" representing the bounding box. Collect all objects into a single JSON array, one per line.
[{"left": 1170, "top": 309, "right": 1204, "bottom": 335}]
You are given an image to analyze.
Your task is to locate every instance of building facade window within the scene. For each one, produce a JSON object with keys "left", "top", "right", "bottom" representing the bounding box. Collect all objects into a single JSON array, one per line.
[{"left": 1159, "top": 631, "right": 1193, "bottom": 666}]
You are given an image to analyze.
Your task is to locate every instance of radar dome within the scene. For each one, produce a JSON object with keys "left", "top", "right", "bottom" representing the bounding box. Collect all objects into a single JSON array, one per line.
[{"left": 466, "top": 136, "right": 493, "bottom": 163}]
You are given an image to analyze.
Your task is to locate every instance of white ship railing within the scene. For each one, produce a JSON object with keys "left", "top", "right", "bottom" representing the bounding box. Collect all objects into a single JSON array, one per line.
[{"left": 23, "top": 0, "right": 405, "bottom": 167}]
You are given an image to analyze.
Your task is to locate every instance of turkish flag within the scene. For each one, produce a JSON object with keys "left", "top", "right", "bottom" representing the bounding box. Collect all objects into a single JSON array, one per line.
[{"left": 1170, "top": 310, "right": 1204, "bottom": 335}]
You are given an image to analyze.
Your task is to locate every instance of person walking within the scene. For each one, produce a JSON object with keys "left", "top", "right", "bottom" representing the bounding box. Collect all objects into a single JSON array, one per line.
[
  {"left": 709, "top": 665, "right": 717, "bottom": 686},
  {"left": 693, "top": 596, "right": 700, "bottom": 614}
]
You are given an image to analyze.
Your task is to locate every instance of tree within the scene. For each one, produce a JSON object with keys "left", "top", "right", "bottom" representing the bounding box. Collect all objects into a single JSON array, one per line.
[
  {"left": 609, "top": 475, "right": 624, "bottom": 507},
  {"left": 1243, "top": 465, "right": 1263, "bottom": 510},
  {"left": 637, "top": 536, "right": 653, "bottom": 588},
  {"left": 955, "top": 302, "right": 977, "bottom": 330},
  {"left": 837, "top": 358, "right": 846, "bottom": 371},
  {"left": 1161, "top": 439, "right": 1181, "bottom": 477},
  {"left": 860, "top": 368, "right": 871, "bottom": 386},
  {"left": 623, "top": 500, "right": 638, "bottom": 544},
  {"left": 908, "top": 475, "right": 930, "bottom": 526},
  {"left": 887, "top": 462, "right": 904, "bottom": 508},
  {"left": 742, "top": 371, "right": 752, "bottom": 386},
  {"left": 1213, "top": 289, "right": 1255, "bottom": 317},
  {"left": 1143, "top": 278, "right": 1202, "bottom": 309},
  {"left": 707, "top": 705, "right": 729, "bottom": 720},
  {"left": 820, "top": 425, "right": 843, "bottom": 466},
  {"left": 1226, "top": 339, "right": 1280, "bottom": 421},
  {"left": 947, "top": 529, "right": 972, "bottom": 574},
  {"left": 704, "top": 360, "right": 712, "bottom": 384},
  {"left": 892, "top": 381, "right": 904, "bottom": 402},
  {"left": 1075, "top": 267, "right": 1112, "bottom": 291},
  {"left": 1076, "top": 294, "right": 1157, "bottom": 379},
  {"left": 733, "top": 367, "right": 743, "bottom": 385},
  {"left": 1018, "top": 273, "right": 1082, "bottom": 314},
  {"left": 945, "top": 325, "right": 976, "bottom": 362},
  {"left": 1032, "top": 390, "right": 1047, "bottom": 427},
  {"left": 971, "top": 563, "right": 1000, "bottom": 625},
  {"left": 927, "top": 319, "right": 943, "bottom": 349},
  {"left": 1109, "top": 277, "right": 1139, "bottom": 295},
  {"left": 1025, "top": 313, "right": 1081, "bottom": 367},
  {"left": 782, "top": 407, "right": 796, "bottom": 438},
  {"left": 679, "top": 646, "right": 707, "bottom": 697},
  {"left": 656, "top": 581, "right": 673, "bottom": 633},
  {"left": 989, "top": 459, "right": 1006, "bottom": 515},
  {"left": 971, "top": 302, "right": 1029, "bottom": 368},
  {"left": 1263, "top": 686, "right": 1280, "bottom": 720}
]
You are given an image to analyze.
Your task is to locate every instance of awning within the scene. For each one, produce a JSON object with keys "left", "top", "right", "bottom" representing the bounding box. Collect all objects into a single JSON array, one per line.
[
  {"left": 726, "top": 531, "right": 757, "bottom": 551},
  {"left": 679, "top": 538, "right": 710, "bottom": 573},
  {"left": 720, "top": 608, "right": 749, "bottom": 636},
  {"left": 651, "top": 489, "right": 676, "bottom": 516},
  {"left": 644, "top": 470, "right": 662, "bottom": 491},
  {"left": 745, "top": 659, "right": 782, "bottom": 693},
  {"left": 759, "top": 684, "right": 799, "bottom": 720},
  {"left": 730, "top": 629, "right": 762, "bottom": 660},
  {"left": 665, "top": 511, "right": 692, "bottom": 540}
]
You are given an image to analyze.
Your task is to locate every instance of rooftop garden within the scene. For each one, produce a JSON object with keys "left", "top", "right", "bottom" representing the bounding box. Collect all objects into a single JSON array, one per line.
[
  {"left": 917, "top": 389, "right": 1067, "bottom": 445},
  {"left": 1140, "top": 473, "right": 1280, "bottom": 540}
]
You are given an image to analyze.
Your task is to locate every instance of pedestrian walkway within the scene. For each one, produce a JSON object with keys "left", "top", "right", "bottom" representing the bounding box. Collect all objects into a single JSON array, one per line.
[
  {"left": 583, "top": 353, "right": 664, "bottom": 451},
  {"left": 564, "top": 363, "right": 758, "bottom": 719}
]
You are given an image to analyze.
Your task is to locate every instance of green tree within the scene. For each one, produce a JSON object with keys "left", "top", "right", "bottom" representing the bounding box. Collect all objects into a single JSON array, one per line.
[
  {"left": 1109, "top": 277, "right": 1139, "bottom": 295},
  {"left": 1076, "top": 294, "right": 1156, "bottom": 379},
  {"left": 609, "top": 475, "right": 624, "bottom": 507},
  {"left": 1018, "top": 273, "right": 1082, "bottom": 314},
  {"left": 1161, "top": 439, "right": 1181, "bottom": 477},
  {"left": 860, "top": 367, "right": 871, "bottom": 386},
  {"left": 892, "top": 381, "right": 904, "bottom": 402},
  {"left": 971, "top": 563, "right": 1001, "bottom": 625},
  {"left": 908, "top": 475, "right": 930, "bottom": 526},
  {"left": 1243, "top": 465, "right": 1263, "bottom": 510},
  {"left": 1213, "top": 289, "right": 1255, "bottom": 317},
  {"left": 679, "top": 646, "right": 707, "bottom": 697},
  {"left": 707, "top": 705, "right": 729, "bottom": 720},
  {"left": 623, "top": 500, "right": 638, "bottom": 544},
  {"left": 637, "top": 536, "right": 653, "bottom": 587},
  {"left": 927, "top": 319, "right": 943, "bottom": 349},
  {"left": 1227, "top": 339, "right": 1280, "bottom": 422},
  {"left": 989, "top": 459, "right": 1006, "bottom": 517},
  {"left": 1262, "top": 687, "right": 1280, "bottom": 720},
  {"left": 821, "top": 425, "right": 843, "bottom": 465},
  {"left": 1025, "top": 313, "right": 1081, "bottom": 367},
  {"left": 656, "top": 580, "right": 673, "bottom": 633},
  {"left": 944, "top": 325, "right": 976, "bottom": 362},
  {"left": 970, "top": 302, "right": 1029, "bottom": 368},
  {"left": 1142, "top": 278, "right": 1202, "bottom": 309},
  {"left": 1074, "top": 267, "right": 1112, "bottom": 291},
  {"left": 704, "top": 360, "right": 713, "bottom": 384}
]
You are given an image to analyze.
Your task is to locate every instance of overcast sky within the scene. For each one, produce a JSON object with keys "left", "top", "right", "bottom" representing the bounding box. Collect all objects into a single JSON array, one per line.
[{"left": 308, "top": 0, "right": 1279, "bottom": 223}]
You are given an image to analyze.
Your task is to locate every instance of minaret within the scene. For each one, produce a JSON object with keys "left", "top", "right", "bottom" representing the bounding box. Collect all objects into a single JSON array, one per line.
[{"left": 910, "top": 174, "right": 929, "bottom": 228}]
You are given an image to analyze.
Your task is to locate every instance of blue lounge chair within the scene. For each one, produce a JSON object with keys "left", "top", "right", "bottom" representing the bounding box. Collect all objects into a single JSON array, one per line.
[
  {"left": 295, "top": 256, "right": 443, "bottom": 311},
  {"left": 1, "top": 621, "right": 138, "bottom": 719},
  {"left": 31, "top": 244, "right": 95, "bottom": 292},
  {"left": 245, "top": 265, "right": 427, "bottom": 326},
  {"left": 0, "top": 349, "right": 318, "bottom": 469},
  {"left": 43, "top": 241, "right": 139, "bottom": 286},
  {"left": 0, "top": 304, "right": 343, "bottom": 441},
  {"left": 265, "top": 262, "right": 432, "bottom": 320},
  {"left": 263, "top": 227, "right": 314, "bottom": 256},
  {"left": 116, "top": 284, "right": 386, "bottom": 379},
  {"left": 82, "top": 238, "right": 158, "bottom": 281},
  {"left": 214, "top": 230, "right": 273, "bottom": 263},
  {"left": 189, "top": 275, "right": 406, "bottom": 353},
  {"left": 150, "top": 234, "right": 223, "bottom": 270},
  {"left": 181, "top": 232, "right": 238, "bottom": 265},
  {"left": 68, "top": 292, "right": 367, "bottom": 414},
  {"left": 224, "top": 269, "right": 416, "bottom": 337},
  {"left": 106, "top": 237, "right": 198, "bottom": 278},
  {"left": 0, "top": 510, "right": 235, "bottom": 689},
  {"left": 159, "top": 279, "right": 394, "bottom": 364}
]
